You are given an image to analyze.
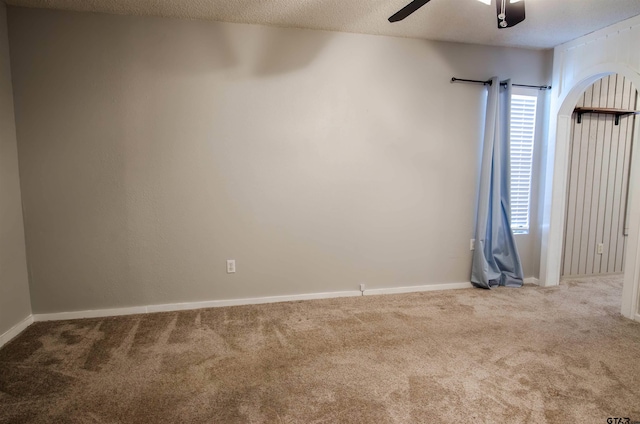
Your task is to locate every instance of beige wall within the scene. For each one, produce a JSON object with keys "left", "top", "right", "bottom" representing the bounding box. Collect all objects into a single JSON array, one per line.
[
  {"left": 0, "top": 4, "right": 31, "bottom": 335},
  {"left": 8, "top": 7, "right": 552, "bottom": 314}
]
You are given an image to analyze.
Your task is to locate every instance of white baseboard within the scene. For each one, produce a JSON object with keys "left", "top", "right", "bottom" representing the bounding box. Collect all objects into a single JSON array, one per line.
[
  {"left": 33, "top": 290, "right": 364, "bottom": 322},
  {"left": 34, "top": 306, "right": 148, "bottom": 322},
  {"left": 635, "top": 313, "right": 640, "bottom": 323},
  {"left": 0, "top": 314, "right": 34, "bottom": 349},
  {"left": 33, "top": 282, "right": 478, "bottom": 322},
  {"left": 363, "top": 282, "right": 473, "bottom": 296},
  {"left": 31, "top": 279, "right": 551, "bottom": 323},
  {"left": 146, "top": 290, "right": 363, "bottom": 313},
  {"left": 524, "top": 277, "right": 540, "bottom": 285}
]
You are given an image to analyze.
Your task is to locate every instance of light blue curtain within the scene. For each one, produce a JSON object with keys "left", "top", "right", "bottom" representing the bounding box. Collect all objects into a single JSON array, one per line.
[{"left": 471, "top": 77, "right": 524, "bottom": 289}]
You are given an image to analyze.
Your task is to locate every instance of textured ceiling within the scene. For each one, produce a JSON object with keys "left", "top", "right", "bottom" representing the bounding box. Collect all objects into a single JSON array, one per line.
[{"left": 7, "top": 0, "right": 640, "bottom": 49}]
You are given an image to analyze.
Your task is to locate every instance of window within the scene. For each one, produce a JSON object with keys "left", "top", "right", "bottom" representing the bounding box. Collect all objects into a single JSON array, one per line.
[{"left": 510, "top": 90, "right": 538, "bottom": 235}]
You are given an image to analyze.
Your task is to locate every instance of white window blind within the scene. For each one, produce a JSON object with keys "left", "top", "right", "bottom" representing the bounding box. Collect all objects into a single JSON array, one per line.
[{"left": 510, "top": 92, "right": 538, "bottom": 235}]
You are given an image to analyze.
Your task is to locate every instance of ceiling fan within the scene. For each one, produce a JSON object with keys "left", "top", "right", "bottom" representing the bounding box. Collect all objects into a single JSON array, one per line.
[{"left": 389, "top": 0, "right": 526, "bottom": 29}]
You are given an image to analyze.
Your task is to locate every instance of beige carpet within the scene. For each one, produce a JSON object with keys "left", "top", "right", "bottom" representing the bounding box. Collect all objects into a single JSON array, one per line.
[{"left": 1, "top": 276, "right": 639, "bottom": 423}]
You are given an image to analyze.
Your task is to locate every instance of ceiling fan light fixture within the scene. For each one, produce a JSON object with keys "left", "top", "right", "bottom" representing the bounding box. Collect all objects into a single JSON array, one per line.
[
  {"left": 474, "top": 0, "right": 524, "bottom": 6},
  {"left": 389, "top": 0, "right": 525, "bottom": 28}
]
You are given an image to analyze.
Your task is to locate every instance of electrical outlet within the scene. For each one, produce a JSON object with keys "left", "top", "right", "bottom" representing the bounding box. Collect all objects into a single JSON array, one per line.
[
  {"left": 360, "top": 283, "right": 366, "bottom": 292},
  {"left": 226, "top": 259, "right": 236, "bottom": 273},
  {"left": 597, "top": 243, "right": 604, "bottom": 255},
  {"left": 470, "top": 239, "right": 475, "bottom": 251}
]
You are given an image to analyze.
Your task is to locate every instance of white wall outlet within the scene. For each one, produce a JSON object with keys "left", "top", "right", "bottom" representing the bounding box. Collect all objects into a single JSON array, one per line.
[
  {"left": 226, "top": 259, "right": 236, "bottom": 273},
  {"left": 359, "top": 283, "right": 365, "bottom": 292},
  {"left": 470, "top": 239, "right": 475, "bottom": 251},
  {"left": 597, "top": 243, "right": 604, "bottom": 255}
]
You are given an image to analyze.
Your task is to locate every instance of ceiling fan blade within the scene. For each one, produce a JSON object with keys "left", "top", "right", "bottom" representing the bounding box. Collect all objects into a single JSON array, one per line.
[
  {"left": 497, "top": 0, "right": 525, "bottom": 29},
  {"left": 388, "top": 0, "right": 432, "bottom": 23}
]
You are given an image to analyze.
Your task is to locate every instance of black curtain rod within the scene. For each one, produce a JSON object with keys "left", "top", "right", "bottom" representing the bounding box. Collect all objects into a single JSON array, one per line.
[{"left": 451, "top": 77, "right": 551, "bottom": 91}]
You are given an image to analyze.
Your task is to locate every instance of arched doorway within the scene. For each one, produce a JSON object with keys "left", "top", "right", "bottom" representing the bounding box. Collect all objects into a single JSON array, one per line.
[
  {"left": 561, "top": 74, "right": 637, "bottom": 278},
  {"left": 542, "top": 63, "right": 640, "bottom": 320}
]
